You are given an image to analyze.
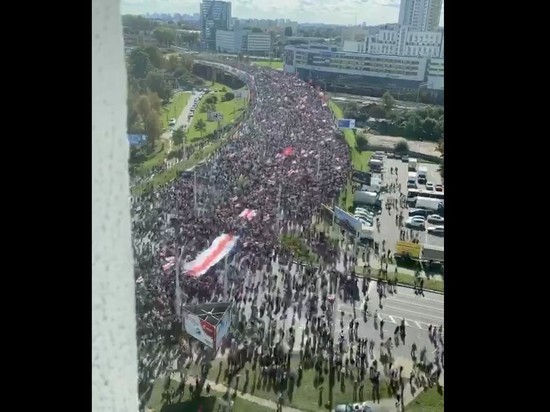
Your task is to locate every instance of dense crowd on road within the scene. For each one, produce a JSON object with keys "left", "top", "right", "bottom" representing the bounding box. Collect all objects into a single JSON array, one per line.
[
  {"left": 133, "top": 64, "right": 349, "bottom": 391},
  {"left": 132, "top": 62, "right": 443, "bottom": 411}
]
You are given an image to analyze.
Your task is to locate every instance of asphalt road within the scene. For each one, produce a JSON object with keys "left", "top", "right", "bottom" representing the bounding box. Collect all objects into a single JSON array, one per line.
[{"left": 336, "top": 283, "right": 443, "bottom": 378}]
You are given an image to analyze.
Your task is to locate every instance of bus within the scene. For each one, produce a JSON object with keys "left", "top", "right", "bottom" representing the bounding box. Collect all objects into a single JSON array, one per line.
[{"left": 407, "top": 188, "right": 444, "bottom": 202}]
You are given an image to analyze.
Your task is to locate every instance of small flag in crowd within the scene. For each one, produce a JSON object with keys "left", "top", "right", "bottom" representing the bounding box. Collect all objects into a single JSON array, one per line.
[
  {"left": 161, "top": 256, "right": 175, "bottom": 272},
  {"left": 281, "top": 146, "right": 294, "bottom": 157},
  {"left": 239, "top": 209, "right": 257, "bottom": 220},
  {"left": 288, "top": 169, "right": 298, "bottom": 176}
]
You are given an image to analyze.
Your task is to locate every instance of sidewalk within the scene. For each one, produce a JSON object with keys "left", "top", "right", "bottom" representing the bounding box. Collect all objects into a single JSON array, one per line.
[{"left": 154, "top": 368, "right": 427, "bottom": 412}]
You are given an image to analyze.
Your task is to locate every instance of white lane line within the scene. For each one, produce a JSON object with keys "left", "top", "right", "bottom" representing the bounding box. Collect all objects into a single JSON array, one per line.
[
  {"left": 386, "top": 297, "right": 444, "bottom": 311},
  {"left": 383, "top": 304, "right": 444, "bottom": 320},
  {"left": 388, "top": 315, "right": 397, "bottom": 324},
  {"left": 415, "top": 321, "right": 422, "bottom": 328},
  {"left": 404, "top": 320, "right": 411, "bottom": 327},
  {"left": 392, "top": 292, "right": 444, "bottom": 304}
]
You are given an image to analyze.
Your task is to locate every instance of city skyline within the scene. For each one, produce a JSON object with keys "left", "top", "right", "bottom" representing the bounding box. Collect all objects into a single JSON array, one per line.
[{"left": 121, "top": 0, "right": 444, "bottom": 27}]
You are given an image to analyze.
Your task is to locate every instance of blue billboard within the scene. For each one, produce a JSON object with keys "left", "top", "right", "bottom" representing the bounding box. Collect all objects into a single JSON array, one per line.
[
  {"left": 127, "top": 134, "right": 148, "bottom": 147},
  {"left": 337, "top": 119, "right": 356, "bottom": 129}
]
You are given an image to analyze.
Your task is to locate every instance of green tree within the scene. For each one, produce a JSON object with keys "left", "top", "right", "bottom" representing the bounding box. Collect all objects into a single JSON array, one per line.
[
  {"left": 143, "top": 111, "right": 162, "bottom": 147},
  {"left": 194, "top": 118, "right": 206, "bottom": 138},
  {"left": 394, "top": 139, "right": 409, "bottom": 154},
  {"left": 382, "top": 91, "right": 396, "bottom": 112},
  {"left": 368, "top": 104, "right": 386, "bottom": 119},
  {"left": 167, "top": 55, "right": 180, "bottom": 71},
  {"left": 284, "top": 26, "right": 293, "bottom": 37},
  {"left": 224, "top": 92, "right": 235, "bottom": 102},
  {"left": 134, "top": 95, "right": 152, "bottom": 124},
  {"left": 355, "top": 131, "right": 369, "bottom": 151},
  {"left": 172, "top": 127, "right": 185, "bottom": 158},
  {"left": 147, "top": 92, "right": 162, "bottom": 113},
  {"left": 146, "top": 71, "right": 172, "bottom": 100},
  {"left": 421, "top": 118, "right": 438, "bottom": 140},
  {"left": 152, "top": 27, "right": 175, "bottom": 47},
  {"left": 129, "top": 49, "right": 151, "bottom": 79},
  {"left": 144, "top": 46, "right": 165, "bottom": 69}
]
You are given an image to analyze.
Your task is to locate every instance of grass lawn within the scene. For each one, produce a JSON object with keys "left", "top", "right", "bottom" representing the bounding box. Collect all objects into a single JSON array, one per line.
[
  {"left": 253, "top": 61, "right": 284, "bottom": 70},
  {"left": 353, "top": 265, "right": 444, "bottom": 292},
  {"left": 189, "top": 357, "right": 390, "bottom": 412},
  {"left": 187, "top": 86, "right": 248, "bottom": 143},
  {"left": 131, "top": 138, "right": 228, "bottom": 196},
  {"left": 147, "top": 378, "right": 273, "bottom": 412},
  {"left": 406, "top": 386, "right": 444, "bottom": 412},
  {"left": 161, "top": 92, "right": 191, "bottom": 130}
]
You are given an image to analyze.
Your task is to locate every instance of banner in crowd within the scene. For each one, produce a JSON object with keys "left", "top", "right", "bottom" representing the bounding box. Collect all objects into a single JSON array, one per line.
[
  {"left": 334, "top": 206, "right": 363, "bottom": 234},
  {"left": 337, "top": 119, "right": 356, "bottom": 129},
  {"left": 215, "top": 306, "right": 232, "bottom": 349},
  {"left": 182, "top": 312, "right": 216, "bottom": 348},
  {"left": 184, "top": 234, "right": 239, "bottom": 277}
]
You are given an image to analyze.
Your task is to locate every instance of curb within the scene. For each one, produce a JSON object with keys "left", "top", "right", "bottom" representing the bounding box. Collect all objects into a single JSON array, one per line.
[{"left": 288, "top": 260, "right": 444, "bottom": 295}]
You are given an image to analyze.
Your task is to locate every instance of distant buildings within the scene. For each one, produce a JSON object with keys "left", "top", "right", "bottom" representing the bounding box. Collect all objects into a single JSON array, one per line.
[
  {"left": 398, "top": 0, "right": 443, "bottom": 31},
  {"left": 200, "top": 0, "right": 232, "bottom": 51},
  {"left": 283, "top": 42, "right": 443, "bottom": 102},
  {"left": 215, "top": 25, "right": 273, "bottom": 55},
  {"left": 343, "top": 25, "right": 444, "bottom": 59}
]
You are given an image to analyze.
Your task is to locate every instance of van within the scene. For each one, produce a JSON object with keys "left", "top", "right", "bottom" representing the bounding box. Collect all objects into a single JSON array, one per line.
[{"left": 407, "top": 172, "right": 417, "bottom": 188}]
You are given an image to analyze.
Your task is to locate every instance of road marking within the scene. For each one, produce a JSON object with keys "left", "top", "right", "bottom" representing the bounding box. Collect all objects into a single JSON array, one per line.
[
  {"left": 404, "top": 320, "right": 411, "bottom": 327},
  {"left": 386, "top": 297, "right": 444, "bottom": 311},
  {"left": 383, "top": 304, "right": 444, "bottom": 320},
  {"left": 415, "top": 321, "right": 422, "bottom": 328},
  {"left": 388, "top": 315, "right": 397, "bottom": 324}
]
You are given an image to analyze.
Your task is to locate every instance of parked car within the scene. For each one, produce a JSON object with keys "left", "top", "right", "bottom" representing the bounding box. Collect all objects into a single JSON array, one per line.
[
  {"left": 417, "top": 176, "right": 427, "bottom": 184},
  {"left": 168, "top": 118, "right": 176, "bottom": 127},
  {"left": 427, "top": 214, "right": 445, "bottom": 224},
  {"left": 334, "top": 402, "right": 373, "bottom": 412},
  {"left": 409, "top": 208, "right": 428, "bottom": 217},
  {"left": 402, "top": 155, "right": 409, "bottom": 162},
  {"left": 405, "top": 216, "right": 426, "bottom": 229},
  {"left": 427, "top": 226, "right": 444, "bottom": 236},
  {"left": 435, "top": 184, "right": 443, "bottom": 192},
  {"left": 425, "top": 182, "right": 435, "bottom": 191}
]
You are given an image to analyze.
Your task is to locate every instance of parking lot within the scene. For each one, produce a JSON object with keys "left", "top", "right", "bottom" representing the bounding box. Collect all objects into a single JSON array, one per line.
[{"left": 373, "top": 158, "right": 444, "bottom": 251}]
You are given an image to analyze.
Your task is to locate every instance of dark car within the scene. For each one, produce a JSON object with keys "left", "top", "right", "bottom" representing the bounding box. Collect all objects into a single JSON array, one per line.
[{"left": 408, "top": 208, "right": 427, "bottom": 217}]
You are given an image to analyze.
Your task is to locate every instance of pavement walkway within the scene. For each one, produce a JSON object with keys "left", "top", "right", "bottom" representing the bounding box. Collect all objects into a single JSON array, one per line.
[{"left": 145, "top": 369, "right": 425, "bottom": 412}]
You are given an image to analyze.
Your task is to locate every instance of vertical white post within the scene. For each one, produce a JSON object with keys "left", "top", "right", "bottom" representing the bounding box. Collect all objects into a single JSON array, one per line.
[{"left": 92, "top": 0, "right": 138, "bottom": 410}]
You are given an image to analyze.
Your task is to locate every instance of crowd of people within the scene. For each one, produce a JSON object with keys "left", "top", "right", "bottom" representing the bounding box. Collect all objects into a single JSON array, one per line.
[
  {"left": 132, "top": 61, "right": 443, "bottom": 411},
  {"left": 133, "top": 63, "right": 350, "bottom": 396}
]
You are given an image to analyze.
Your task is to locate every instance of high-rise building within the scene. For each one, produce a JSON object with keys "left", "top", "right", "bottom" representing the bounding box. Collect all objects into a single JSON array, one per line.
[
  {"left": 398, "top": 0, "right": 442, "bottom": 31},
  {"left": 200, "top": 0, "right": 232, "bottom": 51}
]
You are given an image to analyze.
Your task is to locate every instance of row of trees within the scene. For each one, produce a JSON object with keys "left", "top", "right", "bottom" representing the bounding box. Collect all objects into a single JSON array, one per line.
[
  {"left": 126, "top": 46, "right": 198, "bottom": 150},
  {"left": 342, "top": 92, "right": 444, "bottom": 142}
]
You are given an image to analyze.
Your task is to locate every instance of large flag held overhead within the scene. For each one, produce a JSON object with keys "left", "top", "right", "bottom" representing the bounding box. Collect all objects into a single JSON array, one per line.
[
  {"left": 239, "top": 209, "right": 257, "bottom": 220},
  {"left": 184, "top": 234, "right": 239, "bottom": 278}
]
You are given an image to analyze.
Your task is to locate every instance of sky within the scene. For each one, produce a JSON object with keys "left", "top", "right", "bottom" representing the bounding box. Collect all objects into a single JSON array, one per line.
[{"left": 121, "top": 0, "right": 444, "bottom": 27}]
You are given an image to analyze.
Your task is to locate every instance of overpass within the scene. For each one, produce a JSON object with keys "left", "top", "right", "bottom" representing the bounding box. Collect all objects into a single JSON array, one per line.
[{"left": 192, "top": 59, "right": 252, "bottom": 90}]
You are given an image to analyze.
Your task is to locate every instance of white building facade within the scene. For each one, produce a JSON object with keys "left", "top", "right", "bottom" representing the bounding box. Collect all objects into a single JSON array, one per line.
[
  {"left": 365, "top": 25, "right": 443, "bottom": 59},
  {"left": 399, "top": 0, "right": 443, "bottom": 31},
  {"left": 215, "top": 29, "right": 272, "bottom": 55}
]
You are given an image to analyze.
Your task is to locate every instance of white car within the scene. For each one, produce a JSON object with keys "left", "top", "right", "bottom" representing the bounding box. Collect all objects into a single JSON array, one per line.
[
  {"left": 427, "top": 214, "right": 444, "bottom": 224},
  {"left": 168, "top": 118, "right": 176, "bottom": 127},
  {"left": 405, "top": 216, "right": 426, "bottom": 229},
  {"left": 427, "top": 226, "right": 444, "bottom": 236},
  {"left": 425, "top": 182, "right": 435, "bottom": 191}
]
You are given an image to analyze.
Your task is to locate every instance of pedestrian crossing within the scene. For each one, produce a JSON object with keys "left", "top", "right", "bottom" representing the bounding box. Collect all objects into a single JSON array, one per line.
[{"left": 337, "top": 303, "right": 442, "bottom": 333}]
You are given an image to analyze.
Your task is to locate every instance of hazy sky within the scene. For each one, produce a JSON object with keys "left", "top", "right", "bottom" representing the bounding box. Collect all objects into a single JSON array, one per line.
[{"left": 121, "top": 0, "right": 444, "bottom": 26}]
